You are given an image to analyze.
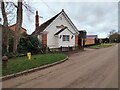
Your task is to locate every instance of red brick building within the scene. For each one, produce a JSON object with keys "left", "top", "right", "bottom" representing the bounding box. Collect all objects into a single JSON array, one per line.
[{"left": 9, "top": 24, "right": 27, "bottom": 34}]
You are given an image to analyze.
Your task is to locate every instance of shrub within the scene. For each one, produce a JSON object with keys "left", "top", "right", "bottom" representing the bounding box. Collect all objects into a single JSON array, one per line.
[{"left": 17, "top": 34, "right": 41, "bottom": 54}]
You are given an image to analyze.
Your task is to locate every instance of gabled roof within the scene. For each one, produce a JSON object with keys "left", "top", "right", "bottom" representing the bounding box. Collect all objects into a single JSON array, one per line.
[
  {"left": 32, "top": 9, "right": 79, "bottom": 35},
  {"left": 32, "top": 11, "right": 62, "bottom": 35},
  {"left": 54, "top": 27, "right": 67, "bottom": 35},
  {"left": 62, "top": 10, "right": 78, "bottom": 34},
  {"left": 9, "top": 24, "right": 27, "bottom": 31},
  {"left": 54, "top": 27, "right": 74, "bottom": 35}
]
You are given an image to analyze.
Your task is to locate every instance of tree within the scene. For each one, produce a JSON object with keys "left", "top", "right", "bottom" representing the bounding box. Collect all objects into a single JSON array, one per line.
[
  {"left": 1, "top": 0, "right": 10, "bottom": 54},
  {"left": 109, "top": 29, "right": 116, "bottom": 36},
  {"left": 109, "top": 30, "right": 120, "bottom": 43},
  {"left": 17, "top": 33, "right": 40, "bottom": 54},
  {"left": 13, "top": 0, "right": 23, "bottom": 53},
  {"left": 9, "top": 0, "right": 34, "bottom": 53},
  {"left": 1, "top": 0, "right": 35, "bottom": 53}
]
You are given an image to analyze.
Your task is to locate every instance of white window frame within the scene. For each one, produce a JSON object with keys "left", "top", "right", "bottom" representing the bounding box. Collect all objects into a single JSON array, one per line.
[{"left": 63, "top": 35, "right": 70, "bottom": 41}]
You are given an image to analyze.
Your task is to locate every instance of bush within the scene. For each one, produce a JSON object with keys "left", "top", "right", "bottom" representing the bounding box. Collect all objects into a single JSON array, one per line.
[{"left": 17, "top": 34, "right": 41, "bottom": 54}]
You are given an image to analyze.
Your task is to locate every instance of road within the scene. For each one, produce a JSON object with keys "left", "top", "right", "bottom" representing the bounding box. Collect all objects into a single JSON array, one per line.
[{"left": 2, "top": 44, "right": 118, "bottom": 88}]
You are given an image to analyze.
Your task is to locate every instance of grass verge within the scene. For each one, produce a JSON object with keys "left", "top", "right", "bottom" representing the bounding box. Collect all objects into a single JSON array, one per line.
[
  {"left": 89, "top": 43, "right": 112, "bottom": 49},
  {"left": 2, "top": 53, "right": 66, "bottom": 76}
]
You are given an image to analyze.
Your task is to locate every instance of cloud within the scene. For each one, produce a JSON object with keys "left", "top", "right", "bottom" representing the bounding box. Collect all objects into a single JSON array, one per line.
[
  {"left": 60, "top": 2, "right": 118, "bottom": 37},
  {"left": 26, "top": 2, "right": 118, "bottom": 38},
  {"left": 5, "top": 1, "right": 117, "bottom": 38}
]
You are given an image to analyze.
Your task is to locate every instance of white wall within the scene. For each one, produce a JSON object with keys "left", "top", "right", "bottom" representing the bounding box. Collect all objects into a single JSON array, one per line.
[
  {"left": 58, "top": 29, "right": 75, "bottom": 47},
  {"left": 55, "top": 36, "right": 59, "bottom": 48},
  {"left": 43, "top": 13, "right": 77, "bottom": 48}
]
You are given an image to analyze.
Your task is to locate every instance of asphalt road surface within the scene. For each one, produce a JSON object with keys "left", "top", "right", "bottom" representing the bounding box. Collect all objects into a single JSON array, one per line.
[{"left": 2, "top": 44, "right": 118, "bottom": 88}]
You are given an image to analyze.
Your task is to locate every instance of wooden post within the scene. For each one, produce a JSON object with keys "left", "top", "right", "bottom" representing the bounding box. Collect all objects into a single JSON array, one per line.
[
  {"left": 60, "top": 46, "right": 62, "bottom": 52},
  {"left": 68, "top": 46, "right": 69, "bottom": 51}
]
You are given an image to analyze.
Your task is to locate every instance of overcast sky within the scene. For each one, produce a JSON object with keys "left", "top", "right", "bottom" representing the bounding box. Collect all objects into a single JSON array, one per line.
[{"left": 0, "top": 0, "right": 118, "bottom": 38}]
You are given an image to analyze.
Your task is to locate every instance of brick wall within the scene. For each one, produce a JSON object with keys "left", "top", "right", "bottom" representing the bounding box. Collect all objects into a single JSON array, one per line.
[
  {"left": 9, "top": 25, "right": 26, "bottom": 33},
  {"left": 42, "top": 33, "right": 47, "bottom": 47},
  {"left": 75, "top": 35, "right": 78, "bottom": 46},
  {"left": 35, "top": 11, "right": 39, "bottom": 32}
]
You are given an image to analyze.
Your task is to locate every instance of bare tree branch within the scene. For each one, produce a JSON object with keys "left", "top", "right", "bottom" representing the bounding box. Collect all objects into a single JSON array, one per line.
[
  {"left": 23, "top": 0, "right": 35, "bottom": 14},
  {"left": 1, "top": 0, "right": 10, "bottom": 53},
  {"left": 11, "top": 2, "right": 18, "bottom": 8},
  {"left": 13, "top": 0, "right": 23, "bottom": 53}
]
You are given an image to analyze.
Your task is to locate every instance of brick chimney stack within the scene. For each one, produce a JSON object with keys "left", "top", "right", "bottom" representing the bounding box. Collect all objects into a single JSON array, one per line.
[{"left": 35, "top": 11, "right": 39, "bottom": 33}]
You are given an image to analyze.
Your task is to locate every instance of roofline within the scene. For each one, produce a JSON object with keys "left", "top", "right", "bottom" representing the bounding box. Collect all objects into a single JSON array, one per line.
[
  {"left": 31, "top": 10, "right": 62, "bottom": 35},
  {"left": 43, "top": 9, "right": 79, "bottom": 34},
  {"left": 54, "top": 27, "right": 75, "bottom": 35},
  {"left": 9, "top": 24, "right": 27, "bottom": 31},
  {"left": 61, "top": 10, "right": 79, "bottom": 34},
  {"left": 43, "top": 10, "right": 63, "bottom": 32},
  {"left": 79, "top": 30, "right": 87, "bottom": 32}
]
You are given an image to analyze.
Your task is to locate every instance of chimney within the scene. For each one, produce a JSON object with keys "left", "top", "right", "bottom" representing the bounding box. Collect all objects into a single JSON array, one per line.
[{"left": 35, "top": 11, "right": 39, "bottom": 33}]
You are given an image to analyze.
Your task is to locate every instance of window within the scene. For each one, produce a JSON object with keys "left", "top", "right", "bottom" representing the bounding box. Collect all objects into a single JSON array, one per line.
[{"left": 63, "top": 35, "right": 70, "bottom": 41}]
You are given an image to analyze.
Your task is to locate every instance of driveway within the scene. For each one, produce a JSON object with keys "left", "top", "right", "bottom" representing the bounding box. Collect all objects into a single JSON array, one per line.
[{"left": 2, "top": 44, "right": 118, "bottom": 88}]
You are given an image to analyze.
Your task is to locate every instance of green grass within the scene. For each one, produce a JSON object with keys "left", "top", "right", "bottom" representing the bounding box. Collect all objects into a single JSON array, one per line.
[
  {"left": 2, "top": 53, "right": 66, "bottom": 76},
  {"left": 89, "top": 43, "right": 112, "bottom": 49}
]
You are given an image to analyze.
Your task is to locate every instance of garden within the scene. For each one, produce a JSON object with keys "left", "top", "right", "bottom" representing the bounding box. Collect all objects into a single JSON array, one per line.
[
  {"left": 2, "top": 53, "right": 66, "bottom": 76},
  {"left": 2, "top": 32, "right": 67, "bottom": 76}
]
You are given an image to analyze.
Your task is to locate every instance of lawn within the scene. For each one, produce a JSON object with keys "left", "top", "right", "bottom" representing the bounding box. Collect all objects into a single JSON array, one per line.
[
  {"left": 89, "top": 43, "right": 112, "bottom": 49},
  {"left": 2, "top": 53, "right": 66, "bottom": 76}
]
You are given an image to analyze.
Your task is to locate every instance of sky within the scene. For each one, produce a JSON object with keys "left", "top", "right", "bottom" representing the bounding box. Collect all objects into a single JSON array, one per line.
[{"left": 0, "top": 0, "right": 119, "bottom": 38}]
